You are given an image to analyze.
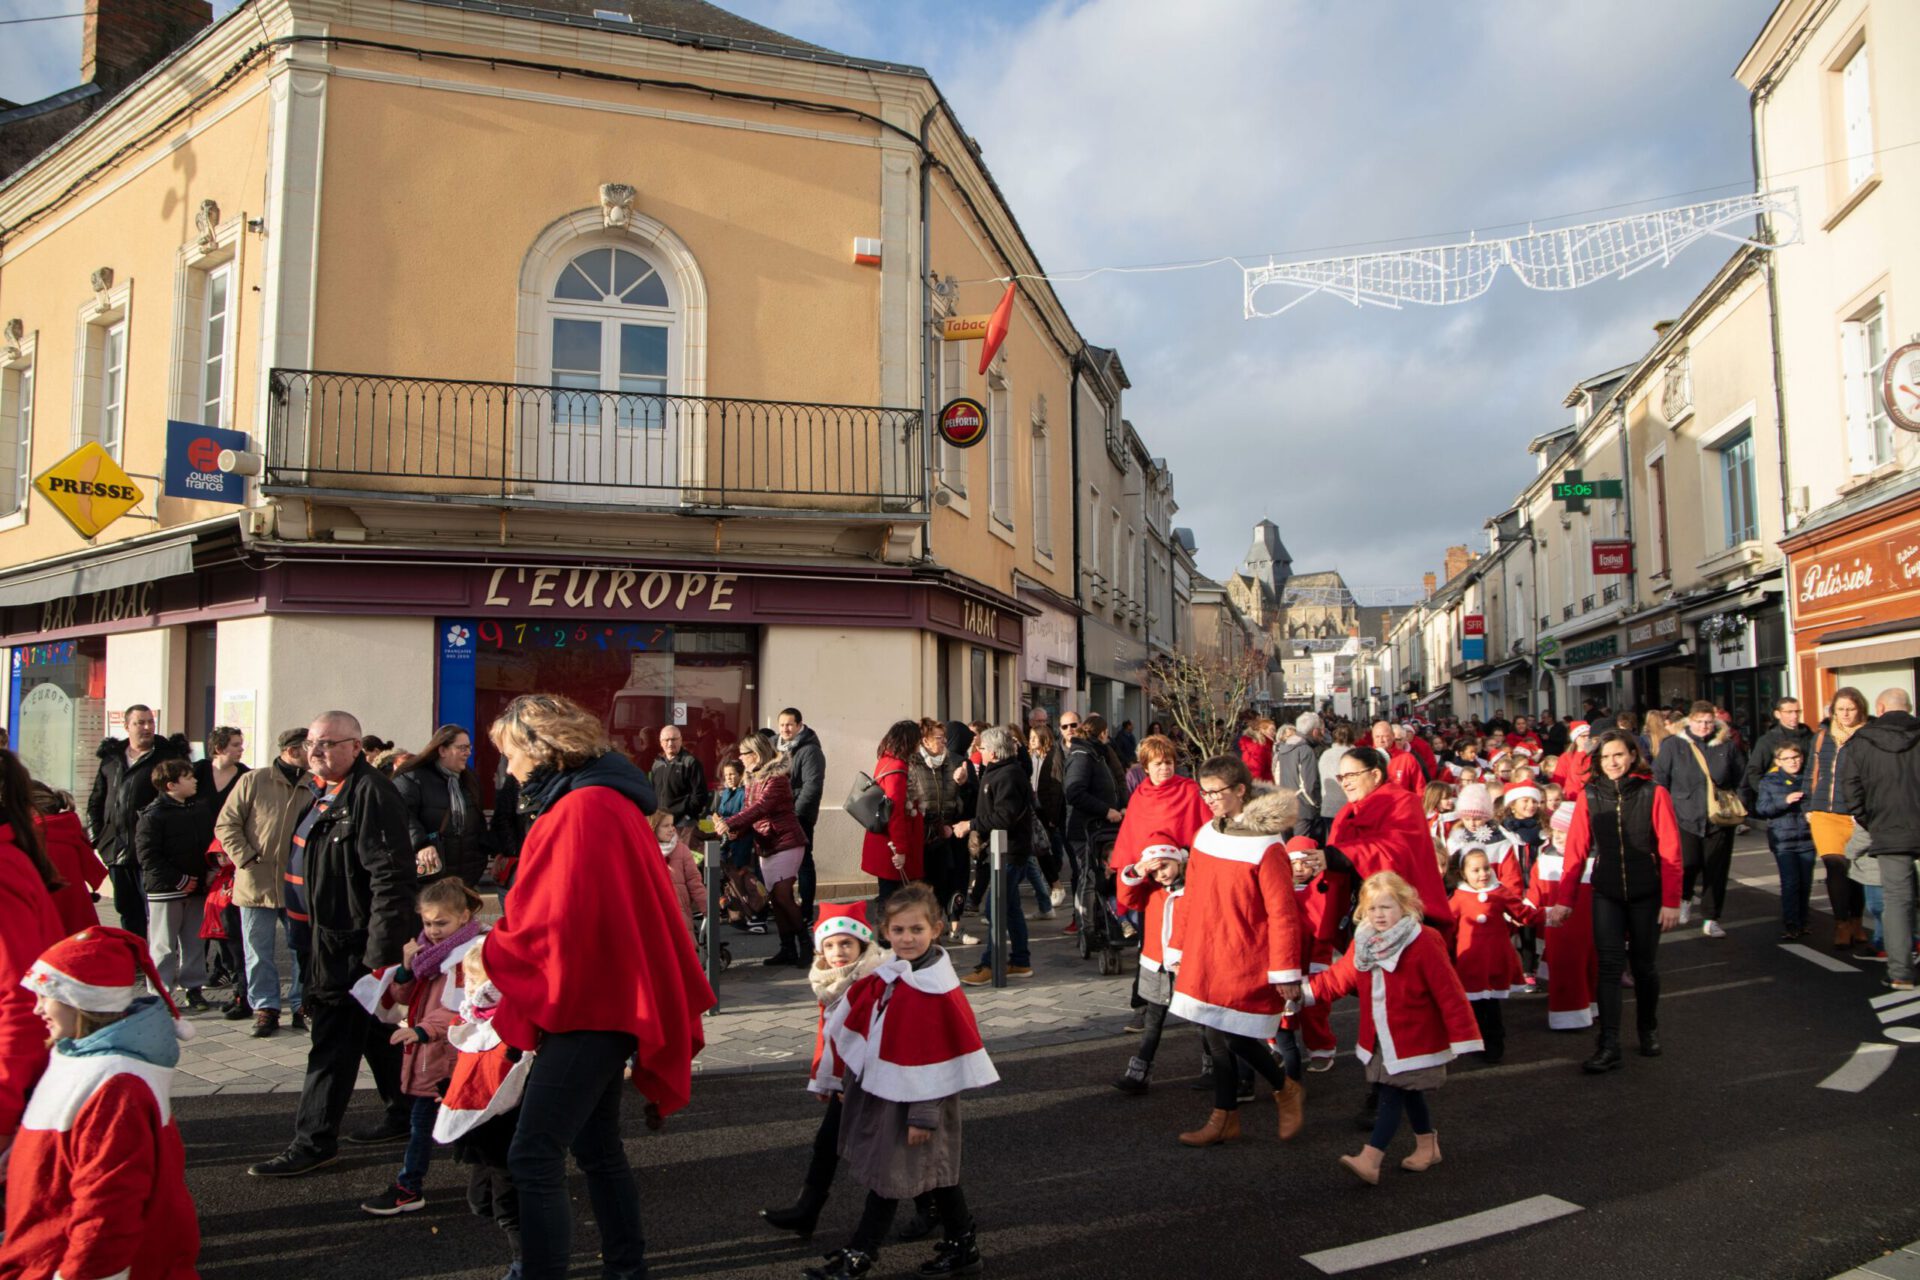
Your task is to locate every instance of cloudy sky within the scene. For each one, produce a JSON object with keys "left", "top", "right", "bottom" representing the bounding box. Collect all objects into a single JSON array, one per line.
[{"left": 3, "top": 0, "right": 1779, "bottom": 588}]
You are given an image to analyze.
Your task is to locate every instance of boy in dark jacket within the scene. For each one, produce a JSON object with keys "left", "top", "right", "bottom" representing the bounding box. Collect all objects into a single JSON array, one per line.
[
  {"left": 1754, "top": 742, "right": 1816, "bottom": 939},
  {"left": 137, "top": 759, "right": 217, "bottom": 1008}
]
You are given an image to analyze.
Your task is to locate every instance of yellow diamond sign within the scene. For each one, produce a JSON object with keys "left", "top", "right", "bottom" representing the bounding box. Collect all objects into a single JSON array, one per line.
[{"left": 35, "top": 443, "right": 145, "bottom": 539}]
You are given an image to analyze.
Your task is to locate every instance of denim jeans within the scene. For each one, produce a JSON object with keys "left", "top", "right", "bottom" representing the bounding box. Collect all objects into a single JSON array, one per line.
[
  {"left": 975, "top": 859, "right": 1031, "bottom": 969},
  {"left": 242, "top": 905, "right": 304, "bottom": 1012},
  {"left": 1880, "top": 854, "right": 1918, "bottom": 985},
  {"left": 509, "top": 1030, "right": 646, "bottom": 1280},
  {"left": 1771, "top": 839, "right": 1817, "bottom": 932},
  {"left": 1017, "top": 860, "right": 1051, "bottom": 914},
  {"left": 397, "top": 1095, "right": 442, "bottom": 1193},
  {"left": 1865, "top": 886, "right": 1886, "bottom": 948}
]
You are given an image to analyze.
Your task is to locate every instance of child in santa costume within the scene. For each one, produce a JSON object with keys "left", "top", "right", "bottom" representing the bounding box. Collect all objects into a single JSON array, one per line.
[
  {"left": 355, "top": 876, "right": 488, "bottom": 1217},
  {"left": 2, "top": 926, "right": 201, "bottom": 1280},
  {"left": 1500, "top": 782, "right": 1546, "bottom": 985},
  {"left": 1525, "top": 800, "right": 1598, "bottom": 1031},
  {"left": 1112, "top": 834, "right": 1186, "bottom": 1095},
  {"left": 1423, "top": 781, "right": 1458, "bottom": 848},
  {"left": 431, "top": 976, "right": 529, "bottom": 1276},
  {"left": 1166, "top": 755, "right": 1307, "bottom": 1149},
  {"left": 1446, "top": 784, "right": 1526, "bottom": 897},
  {"left": 1284, "top": 835, "right": 1349, "bottom": 1073},
  {"left": 761, "top": 902, "right": 887, "bottom": 1241},
  {"left": 806, "top": 884, "right": 997, "bottom": 1280},
  {"left": 1306, "top": 872, "right": 1482, "bottom": 1186},
  {"left": 1552, "top": 722, "right": 1594, "bottom": 799},
  {"left": 1447, "top": 849, "right": 1530, "bottom": 1063}
]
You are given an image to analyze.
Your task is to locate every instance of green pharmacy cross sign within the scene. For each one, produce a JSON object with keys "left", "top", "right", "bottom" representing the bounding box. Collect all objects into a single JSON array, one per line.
[{"left": 1551, "top": 470, "right": 1624, "bottom": 513}]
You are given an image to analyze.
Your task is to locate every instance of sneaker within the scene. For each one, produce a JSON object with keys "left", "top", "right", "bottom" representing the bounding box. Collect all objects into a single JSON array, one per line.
[
  {"left": 959, "top": 965, "right": 994, "bottom": 986},
  {"left": 1050, "top": 885, "right": 1067, "bottom": 908},
  {"left": 1678, "top": 899, "right": 1693, "bottom": 926},
  {"left": 1007, "top": 964, "right": 1033, "bottom": 979},
  {"left": 1036, "top": 907, "right": 1056, "bottom": 920},
  {"left": 1062, "top": 920, "right": 1080, "bottom": 936},
  {"left": 248, "top": 1148, "right": 337, "bottom": 1178},
  {"left": 361, "top": 1183, "right": 425, "bottom": 1216},
  {"left": 1703, "top": 920, "right": 1726, "bottom": 939},
  {"left": 956, "top": 932, "right": 980, "bottom": 946},
  {"left": 1306, "top": 1055, "right": 1335, "bottom": 1074},
  {"left": 182, "top": 987, "right": 210, "bottom": 1012},
  {"left": 251, "top": 1008, "right": 280, "bottom": 1038}
]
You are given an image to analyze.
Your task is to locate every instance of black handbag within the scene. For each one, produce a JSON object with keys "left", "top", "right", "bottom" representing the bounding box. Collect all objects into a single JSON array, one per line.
[{"left": 845, "top": 767, "right": 904, "bottom": 835}]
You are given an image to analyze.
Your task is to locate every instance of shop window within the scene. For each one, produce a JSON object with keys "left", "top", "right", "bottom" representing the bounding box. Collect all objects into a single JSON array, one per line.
[
  {"left": 969, "top": 646, "right": 988, "bottom": 722},
  {"left": 170, "top": 206, "right": 243, "bottom": 430},
  {"left": 1718, "top": 429, "right": 1758, "bottom": 546},
  {"left": 0, "top": 336, "right": 34, "bottom": 521},
  {"left": 198, "top": 263, "right": 235, "bottom": 431},
  {"left": 13, "top": 637, "right": 108, "bottom": 799},
  {"left": 1841, "top": 297, "right": 1892, "bottom": 474}
]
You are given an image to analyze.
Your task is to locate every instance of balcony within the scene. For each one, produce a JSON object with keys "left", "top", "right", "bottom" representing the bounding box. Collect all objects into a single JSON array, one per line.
[
  {"left": 1602, "top": 583, "right": 1622, "bottom": 603},
  {"left": 266, "top": 369, "right": 925, "bottom": 515},
  {"left": 1562, "top": 604, "right": 1575, "bottom": 621},
  {"left": 1581, "top": 594, "right": 1597, "bottom": 613}
]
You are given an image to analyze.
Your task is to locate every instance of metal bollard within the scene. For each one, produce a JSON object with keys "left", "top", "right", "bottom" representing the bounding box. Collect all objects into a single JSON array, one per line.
[
  {"left": 703, "top": 838, "right": 724, "bottom": 1015},
  {"left": 990, "top": 829, "right": 1007, "bottom": 989}
]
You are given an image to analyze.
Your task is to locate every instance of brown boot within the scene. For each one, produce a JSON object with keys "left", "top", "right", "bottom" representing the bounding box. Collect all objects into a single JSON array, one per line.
[
  {"left": 1834, "top": 919, "right": 1857, "bottom": 950},
  {"left": 1274, "top": 1076, "right": 1305, "bottom": 1140},
  {"left": 1401, "top": 1130, "right": 1442, "bottom": 1172},
  {"left": 1178, "top": 1108, "right": 1241, "bottom": 1147},
  {"left": 1339, "top": 1144, "right": 1386, "bottom": 1185}
]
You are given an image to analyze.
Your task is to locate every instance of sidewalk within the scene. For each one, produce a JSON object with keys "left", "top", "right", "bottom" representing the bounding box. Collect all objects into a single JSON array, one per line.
[
  {"left": 171, "top": 911, "right": 1146, "bottom": 1096},
  {"left": 1831, "top": 1240, "right": 1920, "bottom": 1280}
]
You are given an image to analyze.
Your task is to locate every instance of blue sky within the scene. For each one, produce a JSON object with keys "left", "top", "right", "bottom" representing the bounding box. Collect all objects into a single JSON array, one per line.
[{"left": 2, "top": 0, "right": 1781, "bottom": 588}]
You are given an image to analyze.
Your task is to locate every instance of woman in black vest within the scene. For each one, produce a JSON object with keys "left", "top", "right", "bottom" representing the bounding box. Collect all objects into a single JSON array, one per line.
[{"left": 1547, "top": 730, "right": 1684, "bottom": 1074}]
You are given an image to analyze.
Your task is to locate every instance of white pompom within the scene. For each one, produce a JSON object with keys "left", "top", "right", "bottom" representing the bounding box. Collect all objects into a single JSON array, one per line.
[
  {"left": 174, "top": 1018, "right": 197, "bottom": 1041},
  {"left": 1474, "top": 913, "right": 1488, "bottom": 924}
]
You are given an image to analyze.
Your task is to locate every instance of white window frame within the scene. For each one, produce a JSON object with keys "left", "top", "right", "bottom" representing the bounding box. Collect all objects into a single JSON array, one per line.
[
  {"left": 1717, "top": 429, "right": 1758, "bottom": 548},
  {"left": 199, "top": 262, "right": 235, "bottom": 430},
  {"left": 986, "top": 360, "right": 1012, "bottom": 535},
  {"left": 0, "top": 330, "right": 36, "bottom": 528},
  {"left": 1841, "top": 41, "right": 1875, "bottom": 193},
  {"left": 1841, "top": 296, "right": 1893, "bottom": 475},
  {"left": 72, "top": 275, "right": 134, "bottom": 459},
  {"left": 1109, "top": 506, "right": 1122, "bottom": 615},
  {"left": 1644, "top": 441, "right": 1671, "bottom": 579},
  {"left": 100, "top": 321, "right": 129, "bottom": 461},
  {"left": 170, "top": 211, "right": 245, "bottom": 431},
  {"left": 1029, "top": 392, "right": 1052, "bottom": 560}
]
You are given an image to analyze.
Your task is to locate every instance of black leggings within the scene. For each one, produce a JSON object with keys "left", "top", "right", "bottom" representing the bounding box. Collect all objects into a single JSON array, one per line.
[
  {"left": 803, "top": 1094, "right": 842, "bottom": 1191},
  {"left": 1471, "top": 1000, "right": 1505, "bottom": 1059},
  {"left": 849, "top": 1185, "right": 971, "bottom": 1254},
  {"left": 1139, "top": 1001, "right": 1171, "bottom": 1065},
  {"left": 1369, "top": 1083, "right": 1431, "bottom": 1149},
  {"left": 1823, "top": 855, "right": 1866, "bottom": 920},
  {"left": 1204, "top": 1027, "right": 1286, "bottom": 1111},
  {"left": 1592, "top": 893, "right": 1662, "bottom": 1045},
  {"left": 1680, "top": 826, "right": 1736, "bottom": 919}
]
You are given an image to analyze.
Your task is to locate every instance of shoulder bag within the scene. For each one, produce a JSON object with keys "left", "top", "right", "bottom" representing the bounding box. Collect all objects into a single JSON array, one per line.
[
  {"left": 1685, "top": 738, "right": 1747, "bottom": 829},
  {"left": 845, "top": 766, "right": 905, "bottom": 835}
]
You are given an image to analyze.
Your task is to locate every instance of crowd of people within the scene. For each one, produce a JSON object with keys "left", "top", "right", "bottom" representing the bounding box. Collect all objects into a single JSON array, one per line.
[{"left": 0, "top": 682, "right": 1915, "bottom": 1278}]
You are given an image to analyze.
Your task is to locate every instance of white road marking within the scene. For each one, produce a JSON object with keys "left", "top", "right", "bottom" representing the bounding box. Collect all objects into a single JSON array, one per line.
[
  {"left": 1870, "top": 989, "right": 1920, "bottom": 1009},
  {"left": 1818, "top": 1042, "right": 1899, "bottom": 1093},
  {"left": 1887, "top": 1027, "right": 1920, "bottom": 1045},
  {"left": 1780, "top": 943, "right": 1862, "bottom": 974},
  {"left": 1302, "top": 1196, "right": 1583, "bottom": 1274},
  {"left": 1877, "top": 1002, "right": 1920, "bottom": 1026},
  {"left": 1662, "top": 977, "right": 1773, "bottom": 1000}
]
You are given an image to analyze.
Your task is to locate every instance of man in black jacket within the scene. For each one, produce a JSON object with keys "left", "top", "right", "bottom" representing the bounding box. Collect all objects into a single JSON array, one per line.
[
  {"left": 1742, "top": 696, "right": 1814, "bottom": 808},
  {"left": 1063, "top": 716, "right": 1122, "bottom": 923},
  {"left": 776, "top": 707, "right": 826, "bottom": 918},
  {"left": 651, "top": 725, "right": 710, "bottom": 831},
  {"left": 249, "top": 710, "right": 417, "bottom": 1178},
  {"left": 85, "top": 704, "right": 186, "bottom": 940},
  {"left": 956, "top": 727, "right": 1034, "bottom": 984},
  {"left": 1840, "top": 689, "right": 1920, "bottom": 988}
]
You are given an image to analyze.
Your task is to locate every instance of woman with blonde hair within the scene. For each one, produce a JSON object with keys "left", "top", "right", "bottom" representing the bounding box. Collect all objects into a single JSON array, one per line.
[{"left": 1807, "top": 687, "right": 1872, "bottom": 949}]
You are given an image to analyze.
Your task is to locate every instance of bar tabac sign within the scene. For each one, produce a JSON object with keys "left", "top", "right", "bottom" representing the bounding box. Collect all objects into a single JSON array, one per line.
[{"left": 35, "top": 442, "right": 145, "bottom": 538}]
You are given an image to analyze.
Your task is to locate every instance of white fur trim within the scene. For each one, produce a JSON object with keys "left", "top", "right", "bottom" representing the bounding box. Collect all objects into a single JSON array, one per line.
[
  {"left": 876, "top": 949, "right": 961, "bottom": 996},
  {"left": 1118, "top": 867, "right": 1146, "bottom": 887},
  {"left": 1139, "top": 843, "right": 1187, "bottom": 863},
  {"left": 432, "top": 1051, "right": 533, "bottom": 1143},
  {"left": 854, "top": 1047, "right": 999, "bottom": 1102},
  {"left": 1309, "top": 961, "right": 1330, "bottom": 974},
  {"left": 436, "top": 936, "right": 485, "bottom": 1013},
  {"left": 1367, "top": 965, "right": 1472, "bottom": 1073},
  {"left": 1138, "top": 955, "right": 1163, "bottom": 973},
  {"left": 814, "top": 915, "right": 876, "bottom": 949},
  {"left": 1167, "top": 990, "right": 1281, "bottom": 1039},
  {"left": 1307, "top": 1048, "right": 1336, "bottom": 1060},
  {"left": 350, "top": 968, "right": 407, "bottom": 1024},
  {"left": 448, "top": 1017, "right": 504, "bottom": 1053},
  {"left": 21, "top": 1052, "right": 172, "bottom": 1132},
  {"left": 1266, "top": 968, "right": 1304, "bottom": 984},
  {"left": 1547, "top": 1003, "right": 1597, "bottom": 1030},
  {"left": 22, "top": 960, "right": 137, "bottom": 1013},
  {"left": 1191, "top": 823, "right": 1280, "bottom": 867},
  {"left": 1462, "top": 988, "right": 1510, "bottom": 1001}
]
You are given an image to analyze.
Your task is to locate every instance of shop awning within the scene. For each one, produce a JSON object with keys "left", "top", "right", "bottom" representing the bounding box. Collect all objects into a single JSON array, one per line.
[
  {"left": 1415, "top": 687, "right": 1451, "bottom": 708},
  {"left": 1814, "top": 620, "right": 1920, "bottom": 669},
  {"left": 0, "top": 534, "right": 197, "bottom": 608},
  {"left": 1563, "top": 659, "right": 1619, "bottom": 688},
  {"left": 1620, "top": 642, "right": 1687, "bottom": 670}
]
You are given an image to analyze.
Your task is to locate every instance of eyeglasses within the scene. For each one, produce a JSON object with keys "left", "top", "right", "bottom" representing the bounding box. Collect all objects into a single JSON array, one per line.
[
  {"left": 1335, "top": 770, "right": 1373, "bottom": 782},
  {"left": 309, "top": 737, "right": 359, "bottom": 754},
  {"left": 1199, "top": 784, "right": 1233, "bottom": 798}
]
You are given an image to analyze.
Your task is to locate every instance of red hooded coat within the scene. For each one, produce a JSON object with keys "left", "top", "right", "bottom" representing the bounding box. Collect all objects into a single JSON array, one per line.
[
  {"left": 0, "top": 830, "right": 63, "bottom": 1146},
  {"left": 1328, "top": 783, "right": 1455, "bottom": 926}
]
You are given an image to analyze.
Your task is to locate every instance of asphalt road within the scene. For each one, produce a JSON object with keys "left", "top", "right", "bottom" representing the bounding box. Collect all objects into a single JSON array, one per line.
[{"left": 179, "top": 872, "right": 1920, "bottom": 1279}]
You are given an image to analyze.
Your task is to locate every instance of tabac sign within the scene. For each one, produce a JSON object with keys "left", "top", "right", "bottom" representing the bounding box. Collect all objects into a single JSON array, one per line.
[{"left": 35, "top": 443, "right": 144, "bottom": 538}]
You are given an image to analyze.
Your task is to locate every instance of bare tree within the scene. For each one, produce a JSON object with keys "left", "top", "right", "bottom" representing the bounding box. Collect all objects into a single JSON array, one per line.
[{"left": 1146, "top": 648, "right": 1269, "bottom": 763}]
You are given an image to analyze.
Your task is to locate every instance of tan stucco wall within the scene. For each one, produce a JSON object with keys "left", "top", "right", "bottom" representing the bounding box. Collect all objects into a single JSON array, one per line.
[{"left": 214, "top": 613, "right": 437, "bottom": 765}]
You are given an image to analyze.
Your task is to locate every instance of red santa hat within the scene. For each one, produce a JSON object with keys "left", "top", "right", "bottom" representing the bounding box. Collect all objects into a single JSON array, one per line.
[
  {"left": 1138, "top": 832, "right": 1188, "bottom": 864},
  {"left": 1284, "top": 834, "right": 1319, "bottom": 864},
  {"left": 1567, "top": 720, "right": 1592, "bottom": 742},
  {"left": 22, "top": 926, "right": 196, "bottom": 1040},
  {"left": 814, "top": 900, "right": 876, "bottom": 950},
  {"left": 1455, "top": 782, "right": 1495, "bottom": 819},
  {"left": 1505, "top": 783, "right": 1544, "bottom": 806}
]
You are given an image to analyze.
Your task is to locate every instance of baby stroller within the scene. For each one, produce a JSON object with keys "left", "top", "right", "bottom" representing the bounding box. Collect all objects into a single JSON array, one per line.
[
  {"left": 695, "top": 912, "right": 733, "bottom": 972},
  {"left": 1075, "top": 829, "right": 1134, "bottom": 976}
]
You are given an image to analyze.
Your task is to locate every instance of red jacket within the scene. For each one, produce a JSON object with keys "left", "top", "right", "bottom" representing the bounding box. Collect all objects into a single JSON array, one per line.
[
  {"left": 0, "top": 832, "right": 63, "bottom": 1145},
  {"left": 859, "top": 755, "right": 923, "bottom": 882},
  {"left": 481, "top": 781, "right": 714, "bottom": 1116},
  {"left": 1168, "top": 794, "right": 1304, "bottom": 1039},
  {"left": 1386, "top": 749, "right": 1424, "bottom": 795},
  {"left": 34, "top": 811, "right": 104, "bottom": 936},
  {"left": 1329, "top": 784, "right": 1455, "bottom": 925},
  {"left": 1109, "top": 774, "right": 1212, "bottom": 872},
  {"left": 1116, "top": 867, "right": 1181, "bottom": 974},
  {"left": 1553, "top": 782, "right": 1684, "bottom": 909},
  {"left": 1406, "top": 734, "right": 1439, "bottom": 784},
  {"left": 1238, "top": 736, "right": 1273, "bottom": 784},
  {"left": 729, "top": 757, "right": 809, "bottom": 856},
  {"left": 1307, "top": 924, "right": 1483, "bottom": 1074},
  {"left": 1552, "top": 749, "right": 1592, "bottom": 799},
  {"left": 1447, "top": 885, "right": 1526, "bottom": 998}
]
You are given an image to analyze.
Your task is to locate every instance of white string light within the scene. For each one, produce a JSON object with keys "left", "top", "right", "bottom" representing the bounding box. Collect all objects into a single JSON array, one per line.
[{"left": 1242, "top": 190, "right": 1801, "bottom": 318}]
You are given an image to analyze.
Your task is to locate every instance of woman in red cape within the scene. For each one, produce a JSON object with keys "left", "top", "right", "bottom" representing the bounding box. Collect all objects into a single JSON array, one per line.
[
  {"left": 1326, "top": 746, "right": 1454, "bottom": 927},
  {"left": 475, "top": 694, "right": 714, "bottom": 1280},
  {"left": 1109, "top": 734, "right": 1211, "bottom": 871},
  {"left": 0, "top": 751, "right": 66, "bottom": 1153}
]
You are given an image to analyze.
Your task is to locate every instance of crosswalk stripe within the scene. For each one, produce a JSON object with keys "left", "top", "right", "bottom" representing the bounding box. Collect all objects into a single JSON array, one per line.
[
  {"left": 1870, "top": 989, "right": 1920, "bottom": 1009},
  {"left": 1780, "top": 943, "right": 1861, "bottom": 974},
  {"left": 1302, "top": 1196, "right": 1583, "bottom": 1274},
  {"left": 1877, "top": 1002, "right": 1920, "bottom": 1025},
  {"left": 1818, "top": 1042, "right": 1899, "bottom": 1093}
]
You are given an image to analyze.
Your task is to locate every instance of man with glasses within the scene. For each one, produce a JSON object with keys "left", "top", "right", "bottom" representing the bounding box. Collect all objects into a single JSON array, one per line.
[
  {"left": 1742, "top": 697, "right": 1812, "bottom": 810},
  {"left": 87, "top": 702, "right": 187, "bottom": 939},
  {"left": 250, "top": 711, "right": 417, "bottom": 1178},
  {"left": 651, "top": 726, "right": 710, "bottom": 842}
]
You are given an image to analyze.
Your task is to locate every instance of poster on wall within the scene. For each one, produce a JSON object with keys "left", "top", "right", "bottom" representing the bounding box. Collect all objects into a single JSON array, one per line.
[
  {"left": 18, "top": 683, "right": 75, "bottom": 793},
  {"left": 218, "top": 690, "right": 258, "bottom": 766}
]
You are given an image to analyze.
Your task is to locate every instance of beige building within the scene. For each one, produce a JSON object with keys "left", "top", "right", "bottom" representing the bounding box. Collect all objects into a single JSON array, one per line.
[
  {"left": 1738, "top": 0, "right": 1920, "bottom": 709},
  {"left": 0, "top": 0, "right": 1138, "bottom": 889}
]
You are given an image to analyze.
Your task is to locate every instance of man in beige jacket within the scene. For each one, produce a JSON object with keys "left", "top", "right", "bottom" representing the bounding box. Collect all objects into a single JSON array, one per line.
[{"left": 216, "top": 726, "right": 316, "bottom": 1037}]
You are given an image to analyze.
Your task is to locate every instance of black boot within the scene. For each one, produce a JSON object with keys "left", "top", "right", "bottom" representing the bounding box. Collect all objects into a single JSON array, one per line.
[
  {"left": 762, "top": 1184, "right": 829, "bottom": 1239},
  {"left": 1582, "top": 1036, "right": 1624, "bottom": 1074},
  {"left": 1112, "top": 1055, "right": 1150, "bottom": 1096},
  {"left": 1637, "top": 1027, "right": 1662, "bottom": 1058},
  {"left": 803, "top": 1248, "right": 874, "bottom": 1279},
  {"left": 898, "top": 1194, "right": 939, "bottom": 1241},
  {"left": 764, "top": 944, "right": 800, "bottom": 967},
  {"left": 919, "top": 1229, "right": 983, "bottom": 1276}
]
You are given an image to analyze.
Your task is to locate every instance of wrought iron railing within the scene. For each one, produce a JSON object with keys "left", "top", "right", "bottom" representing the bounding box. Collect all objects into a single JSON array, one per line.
[
  {"left": 1602, "top": 583, "right": 1622, "bottom": 603},
  {"left": 1562, "top": 604, "right": 1575, "bottom": 621},
  {"left": 266, "top": 369, "right": 925, "bottom": 513},
  {"left": 1581, "top": 594, "right": 1597, "bottom": 613}
]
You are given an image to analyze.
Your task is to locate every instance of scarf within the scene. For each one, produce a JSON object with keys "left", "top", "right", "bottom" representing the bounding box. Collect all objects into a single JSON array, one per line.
[
  {"left": 439, "top": 763, "right": 469, "bottom": 827},
  {"left": 919, "top": 748, "right": 947, "bottom": 770},
  {"left": 808, "top": 945, "right": 887, "bottom": 1006},
  {"left": 412, "top": 917, "right": 484, "bottom": 980},
  {"left": 1830, "top": 719, "right": 1860, "bottom": 746},
  {"left": 1353, "top": 913, "right": 1422, "bottom": 973}
]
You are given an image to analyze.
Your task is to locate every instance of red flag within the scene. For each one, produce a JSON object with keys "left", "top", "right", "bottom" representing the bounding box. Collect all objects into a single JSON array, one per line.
[{"left": 978, "top": 282, "right": 1015, "bottom": 374}]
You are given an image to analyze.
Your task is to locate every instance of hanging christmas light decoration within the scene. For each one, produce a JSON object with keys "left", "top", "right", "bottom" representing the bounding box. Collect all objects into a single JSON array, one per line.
[{"left": 1243, "top": 190, "right": 1801, "bottom": 319}]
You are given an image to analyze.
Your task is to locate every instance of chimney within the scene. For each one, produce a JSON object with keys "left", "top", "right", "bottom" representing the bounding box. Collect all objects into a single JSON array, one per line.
[
  {"left": 84, "top": 0, "right": 213, "bottom": 96},
  {"left": 1443, "top": 544, "right": 1475, "bottom": 583},
  {"left": 1423, "top": 572, "right": 1437, "bottom": 598}
]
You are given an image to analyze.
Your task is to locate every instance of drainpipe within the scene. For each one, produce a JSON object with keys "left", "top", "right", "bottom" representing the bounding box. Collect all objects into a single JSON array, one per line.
[
  {"left": 1068, "top": 353, "right": 1086, "bottom": 711},
  {"left": 1753, "top": 85, "right": 1799, "bottom": 697},
  {"left": 919, "top": 102, "right": 939, "bottom": 564}
]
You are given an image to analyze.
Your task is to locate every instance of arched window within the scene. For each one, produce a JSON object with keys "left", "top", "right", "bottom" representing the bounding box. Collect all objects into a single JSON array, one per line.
[{"left": 547, "top": 245, "right": 675, "bottom": 423}]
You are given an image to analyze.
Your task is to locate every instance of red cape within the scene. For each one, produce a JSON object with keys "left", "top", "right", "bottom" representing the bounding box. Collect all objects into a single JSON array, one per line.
[
  {"left": 34, "top": 812, "right": 104, "bottom": 937},
  {"left": 1110, "top": 775, "right": 1213, "bottom": 871},
  {"left": 1329, "top": 783, "right": 1455, "bottom": 925},
  {"left": 819, "top": 950, "right": 998, "bottom": 1103},
  {"left": 482, "top": 783, "right": 714, "bottom": 1116},
  {"left": 0, "top": 835, "right": 63, "bottom": 1144}
]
